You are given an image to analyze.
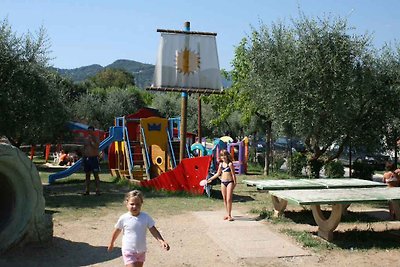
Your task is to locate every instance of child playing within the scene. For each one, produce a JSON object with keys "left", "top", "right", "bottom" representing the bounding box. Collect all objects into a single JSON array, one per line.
[
  {"left": 207, "top": 149, "right": 237, "bottom": 221},
  {"left": 108, "top": 190, "right": 170, "bottom": 266}
]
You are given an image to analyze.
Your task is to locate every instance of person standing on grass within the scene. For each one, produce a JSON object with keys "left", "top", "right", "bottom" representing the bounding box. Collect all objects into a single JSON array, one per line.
[
  {"left": 207, "top": 149, "right": 237, "bottom": 221},
  {"left": 83, "top": 125, "right": 100, "bottom": 195},
  {"left": 108, "top": 190, "right": 170, "bottom": 267}
]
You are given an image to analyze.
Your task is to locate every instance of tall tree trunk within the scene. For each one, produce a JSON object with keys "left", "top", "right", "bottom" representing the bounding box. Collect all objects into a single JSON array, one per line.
[
  {"left": 264, "top": 120, "right": 272, "bottom": 176},
  {"left": 394, "top": 140, "right": 398, "bottom": 168},
  {"left": 349, "top": 141, "right": 352, "bottom": 178}
]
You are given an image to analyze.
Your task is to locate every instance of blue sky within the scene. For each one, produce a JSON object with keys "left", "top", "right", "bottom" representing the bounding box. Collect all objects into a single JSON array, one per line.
[{"left": 2, "top": 0, "right": 400, "bottom": 70}]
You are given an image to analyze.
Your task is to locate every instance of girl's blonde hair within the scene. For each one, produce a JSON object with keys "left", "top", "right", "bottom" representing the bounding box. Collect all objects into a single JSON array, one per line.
[
  {"left": 219, "top": 149, "right": 233, "bottom": 163},
  {"left": 125, "top": 190, "right": 144, "bottom": 203}
]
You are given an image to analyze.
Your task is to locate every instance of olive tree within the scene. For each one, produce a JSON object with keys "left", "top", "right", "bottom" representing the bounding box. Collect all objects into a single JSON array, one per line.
[
  {"left": 209, "top": 14, "right": 400, "bottom": 177},
  {"left": 72, "top": 86, "right": 148, "bottom": 130},
  {"left": 206, "top": 38, "right": 275, "bottom": 174},
  {"left": 89, "top": 68, "right": 136, "bottom": 89},
  {"left": 0, "top": 19, "right": 69, "bottom": 147},
  {"left": 245, "top": 15, "right": 400, "bottom": 176},
  {"left": 151, "top": 92, "right": 218, "bottom": 137}
]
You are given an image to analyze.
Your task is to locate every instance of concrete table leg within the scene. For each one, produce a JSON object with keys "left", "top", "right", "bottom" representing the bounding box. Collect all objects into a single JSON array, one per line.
[
  {"left": 342, "top": 204, "right": 351, "bottom": 215},
  {"left": 311, "top": 204, "right": 343, "bottom": 241},
  {"left": 389, "top": 200, "right": 400, "bottom": 220},
  {"left": 271, "top": 196, "right": 288, "bottom": 217}
]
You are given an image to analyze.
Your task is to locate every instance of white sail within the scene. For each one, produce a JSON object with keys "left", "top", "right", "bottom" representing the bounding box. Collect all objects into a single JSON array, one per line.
[{"left": 152, "top": 32, "right": 223, "bottom": 92}]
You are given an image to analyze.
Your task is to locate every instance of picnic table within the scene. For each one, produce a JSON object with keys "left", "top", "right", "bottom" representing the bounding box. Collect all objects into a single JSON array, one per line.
[
  {"left": 243, "top": 178, "right": 392, "bottom": 241},
  {"left": 243, "top": 178, "right": 386, "bottom": 216},
  {"left": 269, "top": 187, "right": 400, "bottom": 241},
  {"left": 243, "top": 178, "right": 385, "bottom": 191}
]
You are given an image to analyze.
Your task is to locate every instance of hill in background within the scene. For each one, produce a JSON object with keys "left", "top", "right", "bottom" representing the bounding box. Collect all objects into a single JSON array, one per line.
[
  {"left": 52, "top": 59, "right": 154, "bottom": 88},
  {"left": 52, "top": 59, "right": 231, "bottom": 89}
]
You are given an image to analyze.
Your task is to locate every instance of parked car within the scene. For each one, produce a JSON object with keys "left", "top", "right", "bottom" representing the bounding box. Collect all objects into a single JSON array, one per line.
[
  {"left": 256, "top": 140, "right": 267, "bottom": 153},
  {"left": 355, "top": 154, "right": 390, "bottom": 171},
  {"left": 255, "top": 137, "right": 306, "bottom": 153},
  {"left": 273, "top": 137, "right": 306, "bottom": 153},
  {"left": 336, "top": 147, "right": 391, "bottom": 171}
]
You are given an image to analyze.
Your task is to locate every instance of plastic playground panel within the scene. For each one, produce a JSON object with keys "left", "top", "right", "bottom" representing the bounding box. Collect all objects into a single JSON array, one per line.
[{"left": 140, "top": 156, "right": 212, "bottom": 195}]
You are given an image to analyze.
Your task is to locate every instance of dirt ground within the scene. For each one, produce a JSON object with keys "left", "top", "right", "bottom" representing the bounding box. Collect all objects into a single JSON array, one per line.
[{"left": 1, "top": 203, "right": 400, "bottom": 267}]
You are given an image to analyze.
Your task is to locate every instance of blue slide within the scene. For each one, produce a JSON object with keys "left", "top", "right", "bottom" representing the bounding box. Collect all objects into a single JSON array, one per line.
[{"left": 48, "top": 126, "right": 124, "bottom": 184}]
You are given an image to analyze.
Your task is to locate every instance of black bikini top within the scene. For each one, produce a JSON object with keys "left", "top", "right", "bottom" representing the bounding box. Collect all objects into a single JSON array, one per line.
[{"left": 220, "top": 163, "right": 231, "bottom": 173}]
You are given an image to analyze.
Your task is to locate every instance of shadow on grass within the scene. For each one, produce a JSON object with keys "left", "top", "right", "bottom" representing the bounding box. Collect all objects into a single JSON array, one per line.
[
  {"left": 44, "top": 179, "right": 120, "bottom": 193},
  {"left": 1, "top": 237, "right": 120, "bottom": 267},
  {"left": 284, "top": 228, "right": 400, "bottom": 251},
  {"left": 37, "top": 162, "right": 111, "bottom": 177},
  {"left": 44, "top": 178, "right": 218, "bottom": 209},
  {"left": 44, "top": 190, "right": 126, "bottom": 209},
  {"left": 283, "top": 209, "right": 385, "bottom": 226},
  {"left": 280, "top": 209, "right": 400, "bottom": 250},
  {"left": 331, "top": 229, "right": 400, "bottom": 249},
  {"left": 233, "top": 194, "right": 255, "bottom": 203},
  {"left": 206, "top": 188, "right": 255, "bottom": 203},
  {"left": 44, "top": 177, "right": 129, "bottom": 209}
]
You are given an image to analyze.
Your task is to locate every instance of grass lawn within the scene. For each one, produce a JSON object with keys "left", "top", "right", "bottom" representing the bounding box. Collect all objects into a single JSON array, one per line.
[
  {"left": 35, "top": 159, "right": 400, "bottom": 251},
  {"left": 36, "top": 158, "right": 224, "bottom": 221}
]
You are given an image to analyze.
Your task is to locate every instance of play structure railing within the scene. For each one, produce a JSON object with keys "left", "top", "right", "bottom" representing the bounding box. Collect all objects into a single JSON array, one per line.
[
  {"left": 186, "top": 144, "right": 192, "bottom": 158},
  {"left": 167, "top": 129, "right": 177, "bottom": 168},
  {"left": 116, "top": 116, "right": 134, "bottom": 178},
  {"left": 123, "top": 122, "right": 134, "bottom": 177},
  {"left": 140, "top": 127, "right": 151, "bottom": 178},
  {"left": 168, "top": 117, "right": 181, "bottom": 139}
]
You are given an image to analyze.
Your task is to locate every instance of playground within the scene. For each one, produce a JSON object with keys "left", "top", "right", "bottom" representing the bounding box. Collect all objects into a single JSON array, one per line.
[
  {"left": 1, "top": 111, "right": 400, "bottom": 266},
  {"left": 1, "top": 19, "right": 400, "bottom": 267},
  {"left": 1, "top": 161, "right": 400, "bottom": 266}
]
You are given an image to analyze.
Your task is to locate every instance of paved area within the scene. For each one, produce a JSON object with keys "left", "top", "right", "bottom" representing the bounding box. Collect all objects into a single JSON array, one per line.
[{"left": 193, "top": 210, "right": 310, "bottom": 259}]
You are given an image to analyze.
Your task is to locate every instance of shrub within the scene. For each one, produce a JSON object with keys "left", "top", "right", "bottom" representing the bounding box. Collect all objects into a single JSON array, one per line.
[
  {"left": 256, "top": 153, "right": 265, "bottom": 166},
  {"left": 324, "top": 161, "right": 345, "bottom": 178},
  {"left": 289, "top": 152, "right": 307, "bottom": 177},
  {"left": 352, "top": 161, "right": 374, "bottom": 180},
  {"left": 273, "top": 154, "right": 286, "bottom": 172},
  {"left": 307, "top": 157, "right": 324, "bottom": 178}
]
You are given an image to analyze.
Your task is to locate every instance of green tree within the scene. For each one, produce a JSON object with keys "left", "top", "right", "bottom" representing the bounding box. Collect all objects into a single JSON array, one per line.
[
  {"left": 206, "top": 39, "right": 274, "bottom": 174},
  {"left": 208, "top": 14, "right": 400, "bottom": 176},
  {"left": 59, "top": 76, "right": 89, "bottom": 102},
  {"left": 245, "top": 15, "right": 400, "bottom": 176},
  {"left": 89, "top": 68, "right": 135, "bottom": 89},
  {"left": 0, "top": 19, "right": 69, "bottom": 147},
  {"left": 377, "top": 44, "right": 400, "bottom": 164},
  {"left": 72, "top": 86, "right": 147, "bottom": 130},
  {"left": 206, "top": 39, "right": 258, "bottom": 129},
  {"left": 150, "top": 92, "right": 181, "bottom": 119},
  {"left": 150, "top": 92, "right": 218, "bottom": 137}
]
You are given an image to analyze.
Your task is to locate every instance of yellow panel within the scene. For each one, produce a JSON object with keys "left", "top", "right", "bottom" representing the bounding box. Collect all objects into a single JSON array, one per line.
[
  {"left": 140, "top": 117, "right": 169, "bottom": 178},
  {"left": 121, "top": 141, "right": 126, "bottom": 153},
  {"left": 150, "top": 145, "right": 167, "bottom": 177},
  {"left": 140, "top": 117, "right": 168, "bottom": 151},
  {"left": 114, "top": 141, "right": 119, "bottom": 152}
]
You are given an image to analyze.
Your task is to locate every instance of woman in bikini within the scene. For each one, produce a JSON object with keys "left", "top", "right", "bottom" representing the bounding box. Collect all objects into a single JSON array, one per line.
[{"left": 207, "top": 149, "right": 237, "bottom": 221}]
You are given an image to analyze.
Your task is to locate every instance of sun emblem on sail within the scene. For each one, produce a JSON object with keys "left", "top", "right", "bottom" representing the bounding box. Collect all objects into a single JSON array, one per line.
[{"left": 176, "top": 48, "right": 200, "bottom": 75}]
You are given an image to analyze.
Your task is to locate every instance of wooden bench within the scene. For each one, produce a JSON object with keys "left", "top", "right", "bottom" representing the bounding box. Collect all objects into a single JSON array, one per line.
[{"left": 269, "top": 187, "right": 400, "bottom": 241}]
